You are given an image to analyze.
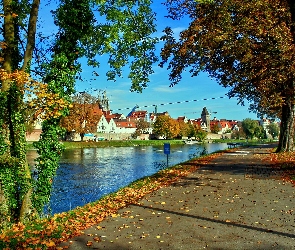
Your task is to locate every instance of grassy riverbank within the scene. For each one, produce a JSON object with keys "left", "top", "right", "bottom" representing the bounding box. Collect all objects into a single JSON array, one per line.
[{"left": 27, "top": 139, "right": 185, "bottom": 150}]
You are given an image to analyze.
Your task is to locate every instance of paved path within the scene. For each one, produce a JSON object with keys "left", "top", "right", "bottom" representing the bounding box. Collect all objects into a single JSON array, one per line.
[{"left": 59, "top": 145, "right": 295, "bottom": 249}]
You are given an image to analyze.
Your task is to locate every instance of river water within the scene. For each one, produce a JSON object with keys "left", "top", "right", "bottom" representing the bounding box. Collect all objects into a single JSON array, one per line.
[{"left": 27, "top": 143, "right": 228, "bottom": 215}]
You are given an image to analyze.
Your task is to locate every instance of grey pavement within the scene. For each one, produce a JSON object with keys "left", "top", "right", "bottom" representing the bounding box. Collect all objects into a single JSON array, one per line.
[{"left": 59, "top": 145, "right": 295, "bottom": 250}]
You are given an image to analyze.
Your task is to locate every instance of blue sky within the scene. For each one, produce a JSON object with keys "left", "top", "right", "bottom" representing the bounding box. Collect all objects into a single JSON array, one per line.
[{"left": 39, "top": 1, "right": 258, "bottom": 121}]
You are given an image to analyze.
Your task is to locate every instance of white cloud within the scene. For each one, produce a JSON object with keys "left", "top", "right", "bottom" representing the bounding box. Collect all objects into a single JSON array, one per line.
[{"left": 152, "top": 84, "right": 188, "bottom": 93}]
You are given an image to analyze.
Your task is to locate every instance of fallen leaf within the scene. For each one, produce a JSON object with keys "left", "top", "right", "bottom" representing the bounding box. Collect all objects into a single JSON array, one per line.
[
  {"left": 93, "top": 237, "right": 100, "bottom": 242},
  {"left": 86, "top": 241, "right": 93, "bottom": 246}
]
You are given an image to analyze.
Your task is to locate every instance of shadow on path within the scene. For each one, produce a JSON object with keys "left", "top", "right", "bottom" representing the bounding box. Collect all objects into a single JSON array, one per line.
[{"left": 131, "top": 203, "right": 295, "bottom": 239}]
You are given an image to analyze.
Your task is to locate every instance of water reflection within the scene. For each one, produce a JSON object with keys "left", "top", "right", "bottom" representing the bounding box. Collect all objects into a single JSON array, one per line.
[{"left": 27, "top": 143, "right": 227, "bottom": 214}]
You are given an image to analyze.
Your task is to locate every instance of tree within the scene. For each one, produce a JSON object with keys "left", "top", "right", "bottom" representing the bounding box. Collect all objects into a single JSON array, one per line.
[
  {"left": 193, "top": 126, "right": 208, "bottom": 142},
  {"left": 178, "top": 121, "right": 191, "bottom": 138},
  {"left": 160, "top": 0, "right": 295, "bottom": 152},
  {"left": 267, "top": 122, "right": 280, "bottom": 139},
  {"left": 60, "top": 93, "right": 102, "bottom": 141},
  {"left": 153, "top": 115, "right": 180, "bottom": 139},
  {"left": 132, "top": 118, "right": 150, "bottom": 139},
  {"left": 187, "top": 123, "right": 196, "bottom": 138},
  {"left": 231, "top": 129, "right": 246, "bottom": 140},
  {"left": 241, "top": 118, "right": 261, "bottom": 139},
  {"left": 211, "top": 124, "right": 220, "bottom": 134},
  {"left": 0, "top": 0, "right": 157, "bottom": 225}
]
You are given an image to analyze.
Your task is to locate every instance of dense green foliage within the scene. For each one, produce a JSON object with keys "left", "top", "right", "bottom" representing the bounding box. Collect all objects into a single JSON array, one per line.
[
  {"left": 267, "top": 122, "right": 280, "bottom": 139},
  {"left": 242, "top": 118, "right": 265, "bottom": 139}
]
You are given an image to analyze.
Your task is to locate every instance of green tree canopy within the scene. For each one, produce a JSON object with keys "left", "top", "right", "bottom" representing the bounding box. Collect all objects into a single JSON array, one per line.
[
  {"left": 242, "top": 118, "right": 261, "bottom": 139},
  {"left": 267, "top": 122, "right": 280, "bottom": 139}
]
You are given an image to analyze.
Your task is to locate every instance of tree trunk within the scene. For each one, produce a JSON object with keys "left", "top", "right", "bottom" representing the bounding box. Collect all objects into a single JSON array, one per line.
[
  {"left": 2, "top": 0, "right": 14, "bottom": 91},
  {"left": 18, "top": 0, "right": 40, "bottom": 221},
  {"left": 1, "top": 0, "right": 40, "bottom": 223},
  {"left": 19, "top": 164, "right": 33, "bottom": 221},
  {"left": 0, "top": 183, "right": 10, "bottom": 227},
  {"left": 21, "top": 0, "right": 40, "bottom": 71},
  {"left": 277, "top": 100, "right": 295, "bottom": 152}
]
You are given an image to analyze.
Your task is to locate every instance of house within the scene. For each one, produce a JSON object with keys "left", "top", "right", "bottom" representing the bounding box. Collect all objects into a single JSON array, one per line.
[
  {"left": 96, "top": 114, "right": 110, "bottom": 133},
  {"left": 113, "top": 119, "right": 137, "bottom": 134},
  {"left": 177, "top": 116, "right": 189, "bottom": 123},
  {"left": 227, "top": 120, "right": 240, "bottom": 131},
  {"left": 260, "top": 118, "right": 270, "bottom": 132},
  {"left": 188, "top": 118, "right": 202, "bottom": 128},
  {"left": 210, "top": 119, "right": 220, "bottom": 133},
  {"left": 25, "top": 118, "right": 43, "bottom": 141},
  {"left": 96, "top": 113, "right": 137, "bottom": 140},
  {"left": 128, "top": 110, "right": 149, "bottom": 121},
  {"left": 149, "top": 111, "right": 170, "bottom": 123},
  {"left": 218, "top": 120, "right": 230, "bottom": 134}
]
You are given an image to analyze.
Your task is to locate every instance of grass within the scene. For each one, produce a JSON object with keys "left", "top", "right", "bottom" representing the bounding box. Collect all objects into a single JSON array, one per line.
[{"left": 27, "top": 139, "right": 186, "bottom": 150}]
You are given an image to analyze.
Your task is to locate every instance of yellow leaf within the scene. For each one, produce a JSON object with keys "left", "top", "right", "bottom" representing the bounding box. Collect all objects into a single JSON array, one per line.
[{"left": 46, "top": 240, "right": 55, "bottom": 247}]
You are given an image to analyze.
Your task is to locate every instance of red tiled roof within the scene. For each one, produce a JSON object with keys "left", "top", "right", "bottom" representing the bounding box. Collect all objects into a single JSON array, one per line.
[
  {"left": 115, "top": 121, "right": 136, "bottom": 128},
  {"left": 218, "top": 121, "right": 229, "bottom": 128},
  {"left": 129, "top": 111, "right": 147, "bottom": 118}
]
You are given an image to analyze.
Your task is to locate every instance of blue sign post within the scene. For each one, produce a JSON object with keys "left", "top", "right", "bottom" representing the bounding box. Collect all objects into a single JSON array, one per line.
[{"left": 164, "top": 143, "right": 170, "bottom": 168}]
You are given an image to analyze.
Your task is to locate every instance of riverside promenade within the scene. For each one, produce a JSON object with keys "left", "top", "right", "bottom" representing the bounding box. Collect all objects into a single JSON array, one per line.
[{"left": 59, "top": 144, "right": 295, "bottom": 250}]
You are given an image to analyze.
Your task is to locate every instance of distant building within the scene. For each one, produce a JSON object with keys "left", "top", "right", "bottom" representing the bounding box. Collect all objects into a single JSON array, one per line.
[
  {"left": 176, "top": 116, "right": 189, "bottom": 123},
  {"left": 260, "top": 118, "right": 270, "bottom": 133},
  {"left": 201, "top": 107, "right": 211, "bottom": 132}
]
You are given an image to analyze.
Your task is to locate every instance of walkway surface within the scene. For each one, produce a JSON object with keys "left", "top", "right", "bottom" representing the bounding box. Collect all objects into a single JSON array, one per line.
[{"left": 59, "top": 144, "right": 295, "bottom": 250}]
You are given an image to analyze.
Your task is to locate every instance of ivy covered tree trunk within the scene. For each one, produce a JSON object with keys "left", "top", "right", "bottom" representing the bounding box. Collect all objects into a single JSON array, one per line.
[
  {"left": 32, "top": 120, "right": 65, "bottom": 214},
  {"left": 277, "top": 99, "right": 295, "bottom": 152},
  {"left": 0, "top": 0, "right": 39, "bottom": 224},
  {"left": 8, "top": 85, "right": 33, "bottom": 221}
]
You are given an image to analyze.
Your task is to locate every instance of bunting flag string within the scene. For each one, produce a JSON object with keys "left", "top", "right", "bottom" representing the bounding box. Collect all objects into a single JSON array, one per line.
[{"left": 112, "top": 96, "right": 225, "bottom": 112}]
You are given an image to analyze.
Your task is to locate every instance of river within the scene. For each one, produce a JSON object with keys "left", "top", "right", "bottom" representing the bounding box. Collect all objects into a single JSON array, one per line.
[{"left": 27, "top": 143, "right": 228, "bottom": 215}]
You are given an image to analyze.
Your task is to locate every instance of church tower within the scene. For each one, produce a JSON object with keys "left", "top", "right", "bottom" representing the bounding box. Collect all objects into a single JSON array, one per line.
[
  {"left": 201, "top": 107, "right": 211, "bottom": 132},
  {"left": 98, "top": 90, "right": 110, "bottom": 112}
]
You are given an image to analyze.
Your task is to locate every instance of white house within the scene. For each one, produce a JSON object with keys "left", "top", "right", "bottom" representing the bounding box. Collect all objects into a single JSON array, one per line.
[
  {"left": 260, "top": 118, "right": 270, "bottom": 133},
  {"left": 96, "top": 114, "right": 109, "bottom": 133},
  {"left": 113, "top": 119, "right": 137, "bottom": 134}
]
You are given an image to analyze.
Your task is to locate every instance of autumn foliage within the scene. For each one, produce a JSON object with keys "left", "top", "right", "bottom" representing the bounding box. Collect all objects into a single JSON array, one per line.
[{"left": 160, "top": 0, "right": 295, "bottom": 152}]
